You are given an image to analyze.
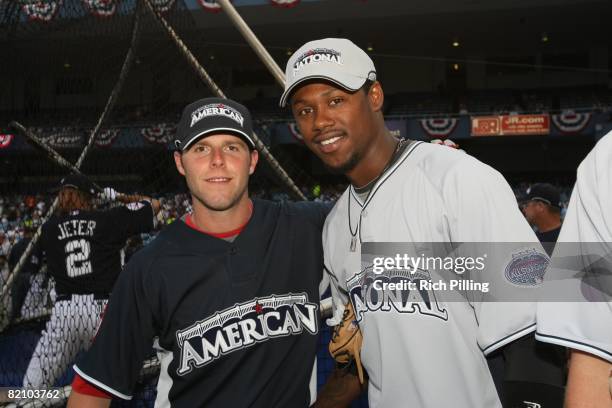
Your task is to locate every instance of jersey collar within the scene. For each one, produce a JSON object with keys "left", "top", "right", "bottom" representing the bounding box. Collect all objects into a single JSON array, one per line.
[
  {"left": 184, "top": 200, "right": 253, "bottom": 239},
  {"left": 349, "top": 140, "right": 422, "bottom": 208}
]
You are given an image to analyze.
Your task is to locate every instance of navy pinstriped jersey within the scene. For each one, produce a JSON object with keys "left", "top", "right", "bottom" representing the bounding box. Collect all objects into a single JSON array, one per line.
[
  {"left": 41, "top": 201, "right": 154, "bottom": 296},
  {"left": 74, "top": 199, "right": 329, "bottom": 407}
]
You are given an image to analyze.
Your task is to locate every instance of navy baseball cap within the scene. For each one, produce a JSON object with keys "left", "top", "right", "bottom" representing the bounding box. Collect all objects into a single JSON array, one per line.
[
  {"left": 174, "top": 97, "right": 255, "bottom": 151},
  {"left": 57, "top": 174, "right": 96, "bottom": 195},
  {"left": 522, "top": 183, "right": 561, "bottom": 208}
]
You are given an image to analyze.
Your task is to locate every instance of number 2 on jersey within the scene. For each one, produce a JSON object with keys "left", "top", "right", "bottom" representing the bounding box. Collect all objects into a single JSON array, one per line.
[{"left": 65, "top": 239, "right": 92, "bottom": 277}]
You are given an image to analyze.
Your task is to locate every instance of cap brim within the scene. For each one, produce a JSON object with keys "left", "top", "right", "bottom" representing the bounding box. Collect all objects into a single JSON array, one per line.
[
  {"left": 279, "top": 74, "right": 366, "bottom": 108},
  {"left": 517, "top": 195, "right": 529, "bottom": 205},
  {"left": 62, "top": 183, "right": 82, "bottom": 190},
  {"left": 180, "top": 128, "right": 256, "bottom": 150},
  {"left": 52, "top": 184, "right": 95, "bottom": 195},
  {"left": 50, "top": 183, "right": 78, "bottom": 193}
]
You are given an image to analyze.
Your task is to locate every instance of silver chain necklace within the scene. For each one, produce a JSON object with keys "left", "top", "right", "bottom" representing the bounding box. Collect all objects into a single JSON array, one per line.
[{"left": 348, "top": 138, "right": 406, "bottom": 252}]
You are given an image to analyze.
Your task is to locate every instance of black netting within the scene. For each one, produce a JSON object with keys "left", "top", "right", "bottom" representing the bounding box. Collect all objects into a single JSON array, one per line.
[{"left": 0, "top": 1, "right": 346, "bottom": 406}]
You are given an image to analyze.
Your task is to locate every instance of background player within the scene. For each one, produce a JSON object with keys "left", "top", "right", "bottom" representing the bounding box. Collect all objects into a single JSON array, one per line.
[
  {"left": 22, "top": 174, "right": 160, "bottom": 388},
  {"left": 488, "top": 182, "right": 567, "bottom": 407},
  {"left": 67, "top": 97, "right": 329, "bottom": 407},
  {"left": 521, "top": 183, "right": 563, "bottom": 254},
  {"left": 283, "top": 38, "right": 547, "bottom": 408},
  {"left": 537, "top": 131, "right": 612, "bottom": 408}
]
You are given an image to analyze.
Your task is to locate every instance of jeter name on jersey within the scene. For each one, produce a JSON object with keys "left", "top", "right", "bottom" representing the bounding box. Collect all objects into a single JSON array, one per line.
[{"left": 42, "top": 202, "right": 154, "bottom": 296}]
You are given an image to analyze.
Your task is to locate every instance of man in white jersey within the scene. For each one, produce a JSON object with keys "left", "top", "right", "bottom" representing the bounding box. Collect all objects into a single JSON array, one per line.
[
  {"left": 536, "top": 132, "right": 612, "bottom": 407},
  {"left": 281, "top": 38, "right": 548, "bottom": 408}
]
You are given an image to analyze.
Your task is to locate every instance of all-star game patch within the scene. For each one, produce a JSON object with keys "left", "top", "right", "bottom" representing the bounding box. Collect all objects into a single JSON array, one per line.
[{"left": 504, "top": 248, "right": 549, "bottom": 286}]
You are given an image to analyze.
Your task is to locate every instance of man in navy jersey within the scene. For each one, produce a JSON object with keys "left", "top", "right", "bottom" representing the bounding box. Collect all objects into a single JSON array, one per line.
[
  {"left": 68, "top": 97, "right": 329, "bottom": 407},
  {"left": 23, "top": 173, "right": 160, "bottom": 389}
]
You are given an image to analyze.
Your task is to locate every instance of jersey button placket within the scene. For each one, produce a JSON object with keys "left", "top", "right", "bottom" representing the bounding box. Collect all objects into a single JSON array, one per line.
[{"left": 226, "top": 245, "right": 256, "bottom": 283}]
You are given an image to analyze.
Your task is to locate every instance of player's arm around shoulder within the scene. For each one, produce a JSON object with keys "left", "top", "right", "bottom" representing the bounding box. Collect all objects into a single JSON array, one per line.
[{"left": 440, "top": 154, "right": 537, "bottom": 241}]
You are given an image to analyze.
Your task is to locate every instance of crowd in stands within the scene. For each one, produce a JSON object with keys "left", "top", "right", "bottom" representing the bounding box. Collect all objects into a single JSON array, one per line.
[
  {"left": 0, "top": 183, "right": 346, "bottom": 285},
  {"left": 2, "top": 87, "right": 611, "bottom": 128},
  {"left": 231, "top": 87, "right": 612, "bottom": 120},
  {"left": 0, "top": 194, "right": 47, "bottom": 257},
  {"left": 0, "top": 181, "right": 571, "bottom": 290},
  {"left": 384, "top": 87, "right": 612, "bottom": 117}
]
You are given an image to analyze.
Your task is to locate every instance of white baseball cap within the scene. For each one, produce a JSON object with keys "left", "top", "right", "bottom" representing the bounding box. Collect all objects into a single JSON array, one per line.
[{"left": 279, "top": 38, "right": 377, "bottom": 107}]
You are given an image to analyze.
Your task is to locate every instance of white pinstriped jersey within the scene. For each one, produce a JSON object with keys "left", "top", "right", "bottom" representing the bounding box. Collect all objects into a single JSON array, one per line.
[
  {"left": 323, "top": 141, "right": 544, "bottom": 408},
  {"left": 536, "top": 131, "right": 612, "bottom": 362}
]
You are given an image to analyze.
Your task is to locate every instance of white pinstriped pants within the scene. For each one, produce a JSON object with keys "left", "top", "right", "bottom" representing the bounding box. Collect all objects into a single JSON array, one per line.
[{"left": 23, "top": 294, "right": 107, "bottom": 388}]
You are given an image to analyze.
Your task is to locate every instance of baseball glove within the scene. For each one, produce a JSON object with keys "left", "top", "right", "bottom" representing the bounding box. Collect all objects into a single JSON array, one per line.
[{"left": 328, "top": 302, "right": 364, "bottom": 384}]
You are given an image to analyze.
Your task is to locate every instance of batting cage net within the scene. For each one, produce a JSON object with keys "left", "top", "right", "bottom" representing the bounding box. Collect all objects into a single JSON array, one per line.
[{"left": 0, "top": 0, "right": 348, "bottom": 406}]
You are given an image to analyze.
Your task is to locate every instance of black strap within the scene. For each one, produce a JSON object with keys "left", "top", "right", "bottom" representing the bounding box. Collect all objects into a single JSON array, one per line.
[{"left": 56, "top": 293, "right": 109, "bottom": 301}]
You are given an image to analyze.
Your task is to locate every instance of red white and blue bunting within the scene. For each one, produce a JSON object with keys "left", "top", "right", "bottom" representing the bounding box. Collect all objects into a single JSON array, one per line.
[
  {"left": 0, "top": 134, "right": 14, "bottom": 149},
  {"left": 270, "top": 0, "right": 300, "bottom": 8},
  {"left": 141, "top": 123, "right": 175, "bottom": 144},
  {"left": 198, "top": 0, "right": 222, "bottom": 12},
  {"left": 20, "top": 0, "right": 300, "bottom": 21},
  {"left": 95, "top": 128, "right": 120, "bottom": 147},
  {"left": 552, "top": 111, "right": 591, "bottom": 134},
  {"left": 21, "top": 0, "right": 63, "bottom": 22},
  {"left": 81, "top": 0, "right": 116, "bottom": 17},
  {"left": 37, "top": 128, "right": 83, "bottom": 148},
  {"left": 288, "top": 123, "right": 304, "bottom": 143},
  {"left": 419, "top": 118, "right": 458, "bottom": 138}
]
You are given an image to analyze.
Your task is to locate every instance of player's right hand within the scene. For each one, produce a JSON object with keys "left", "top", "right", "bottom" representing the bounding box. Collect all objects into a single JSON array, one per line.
[{"left": 99, "top": 187, "right": 118, "bottom": 202}]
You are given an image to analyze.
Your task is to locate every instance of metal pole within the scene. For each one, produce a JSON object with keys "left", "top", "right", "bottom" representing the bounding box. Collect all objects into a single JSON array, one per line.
[
  {"left": 217, "top": 0, "right": 286, "bottom": 88},
  {"left": 0, "top": 5, "right": 142, "bottom": 310},
  {"left": 142, "top": 0, "right": 306, "bottom": 201}
]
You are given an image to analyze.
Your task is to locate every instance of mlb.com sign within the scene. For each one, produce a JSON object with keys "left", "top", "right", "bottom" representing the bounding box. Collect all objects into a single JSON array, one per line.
[{"left": 471, "top": 114, "right": 550, "bottom": 136}]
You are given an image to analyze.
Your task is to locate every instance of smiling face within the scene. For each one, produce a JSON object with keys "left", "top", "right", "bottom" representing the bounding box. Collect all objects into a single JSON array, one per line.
[
  {"left": 290, "top": 80, "right": 384, "bottom": 177},
  {"left": 174, "top": 133, "right": 258, "bottom": 212}
]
